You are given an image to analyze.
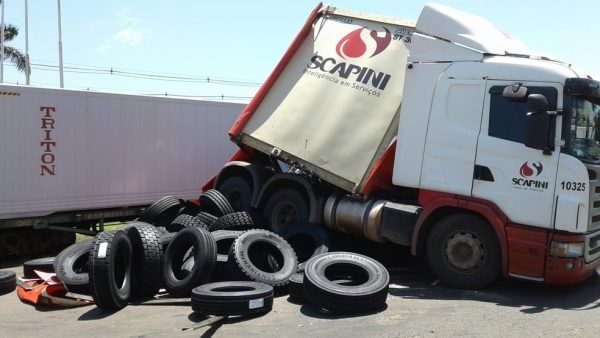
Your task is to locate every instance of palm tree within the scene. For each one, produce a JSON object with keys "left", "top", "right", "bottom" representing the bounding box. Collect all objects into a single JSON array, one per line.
[{"left": 1, "top": 23, "right": 27, "bottom": 72}]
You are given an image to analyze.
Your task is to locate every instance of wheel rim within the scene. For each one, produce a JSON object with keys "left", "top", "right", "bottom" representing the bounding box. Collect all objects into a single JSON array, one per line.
[
  {"left": 274, "top": 203, "right": 298, "bottom": 226},
  {"left": 443, "top": 231, "right": 485, "bottom": 272}
]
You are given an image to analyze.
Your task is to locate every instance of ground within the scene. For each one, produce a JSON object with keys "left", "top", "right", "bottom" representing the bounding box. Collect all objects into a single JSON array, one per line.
[{"left": 1, "top": 256, "right": 600, "bottom": 338}]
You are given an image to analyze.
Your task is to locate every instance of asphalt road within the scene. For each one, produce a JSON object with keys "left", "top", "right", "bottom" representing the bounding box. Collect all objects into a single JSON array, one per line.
[{"left": 1, "top": 259, "right": 600, "bottom": 338}]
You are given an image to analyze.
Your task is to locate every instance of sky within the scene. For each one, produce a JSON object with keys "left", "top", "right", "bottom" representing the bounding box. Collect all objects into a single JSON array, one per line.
[{"left": 1, "top": 0, "right": 599, "bottom": 102}]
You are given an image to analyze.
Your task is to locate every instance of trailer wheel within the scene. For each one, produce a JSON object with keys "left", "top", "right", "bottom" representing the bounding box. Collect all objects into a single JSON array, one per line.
[
  {"left": 88, "top": 230, "right": 133, "bottom": 310},
  {"left": 54, "top": 239, "right": 94, "bottom": 295},
  {"left": 199, "top": 189, "right": 234, "bottom": 217},
  {"left": 0, "top": 270, "right": 17, "bottom": 295},
  {"left": 426, "top": 214, "right": 501, "bottom": 289},
  {"left": 263, "top": 189, "right": 309, "bottom": 232},
  {"left": 218, "top": 176, "right": 253, "bottom": 212},
  {"left": 191, "top": 281, "right": 274, "bottom": 316}
]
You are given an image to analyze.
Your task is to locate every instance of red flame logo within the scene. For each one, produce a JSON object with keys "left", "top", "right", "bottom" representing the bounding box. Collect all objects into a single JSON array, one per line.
[
  {"left": 336, "top": 27, "right": 391, "bottom": 60},
  {"left": 520, "top": 161, "right": 543, "bottom": 177}
]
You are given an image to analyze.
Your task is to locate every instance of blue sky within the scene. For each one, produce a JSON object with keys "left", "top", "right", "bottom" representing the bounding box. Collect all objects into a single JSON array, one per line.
[{"left": 1, "top": 0, "right": 599, "bottom": 102}]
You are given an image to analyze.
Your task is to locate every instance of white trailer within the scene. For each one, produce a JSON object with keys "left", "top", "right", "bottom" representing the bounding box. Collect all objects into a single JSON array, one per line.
[{"left": 0, "top": 84, "right": 241, "bottom": 255}]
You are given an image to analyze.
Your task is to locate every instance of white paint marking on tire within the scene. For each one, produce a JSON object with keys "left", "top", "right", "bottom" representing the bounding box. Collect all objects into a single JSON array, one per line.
[
  {"left": 248, "top": 298, "right": 264, "bottom": 309},
  {"left": 97, "top": 242, "right": 109, "bottom": 259}
]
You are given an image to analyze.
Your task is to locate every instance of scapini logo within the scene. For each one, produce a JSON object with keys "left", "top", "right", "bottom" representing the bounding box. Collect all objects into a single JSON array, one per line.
[
  {"left": 519, "top": 161, "right": 543, "bottom": 178},
  {"left": 335, "top": 27, "right": 392, "bottom": 59},
  {"left": 513, "top": 161, "right": 547, "bottom": 190}
]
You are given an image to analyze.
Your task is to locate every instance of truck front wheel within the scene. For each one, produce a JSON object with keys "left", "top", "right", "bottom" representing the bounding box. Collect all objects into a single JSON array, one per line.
[
  {"left": 263, "top": 189, "right": 309, "bottom": 232},
  {"left": 426, "top": 214, "right": 500, "bottom": 289}
]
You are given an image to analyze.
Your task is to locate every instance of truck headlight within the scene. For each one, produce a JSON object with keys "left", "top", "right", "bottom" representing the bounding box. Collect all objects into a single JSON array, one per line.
[{"left": 550, "top": 241, "right": 584, "bottom": 258}]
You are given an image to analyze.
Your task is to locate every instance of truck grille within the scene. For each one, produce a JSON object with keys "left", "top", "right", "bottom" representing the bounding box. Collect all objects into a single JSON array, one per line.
[
  {"left": 587, "top": 165, "right": 600, "bottom": 232},
  {"left": 585, "top": 231, "right": 600, "bottom": 263}
]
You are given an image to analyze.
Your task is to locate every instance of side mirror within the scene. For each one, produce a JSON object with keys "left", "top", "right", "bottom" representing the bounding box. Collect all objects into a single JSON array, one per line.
[
  {"left": 503, "top": 84, "right": 528, "bottom": 101},
  {"left": 523, "top": 94, "right": 552, "bottom": 154}
]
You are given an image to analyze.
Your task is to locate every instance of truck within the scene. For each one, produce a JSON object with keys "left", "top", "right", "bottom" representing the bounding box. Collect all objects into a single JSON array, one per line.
[
  {"left": 0, "top": 85, "right": 241, "bottom": 257},
  {"left": 206, "top": 3, "right": 600, "bottom": 288}
]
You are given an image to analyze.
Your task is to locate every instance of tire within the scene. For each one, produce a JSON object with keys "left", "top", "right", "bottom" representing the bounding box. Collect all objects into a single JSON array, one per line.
[
  {"left": 167, "top": 214, "right": 208, "bottom": 233},
  {"left": 228, "top": 229, "right": 297, "bottom": 288},
  {"left": 210, "top": 212, "right": 254, "bottom": 232},
  {"left": 158, "top": 232, "right": 176, "bottom": 253},
  {"left": 196, "top": 212, "right": 218, "bottom": 228},
  {"left": 0, "top": 270, "right": 17, "bottom": 295},
  {"left": 54, "top": 239, "right": 94, "bottom": 294},
  {"left": 89, "top": 230, "right": 133, "bottom": 310},
  {"left": 288, "top": 272, "right": 309, "bottom": 304},
  {"left": 303, "top": 252, "right": 389, "bottom": 314},
  {"left": 138, "top": 196, "right": 183, "bottom": 228},
  {"left": 178, "top": 201, "right": 202, "bottom": 217},
  {"left": 191, "top": 281, "right": 274, "bottom": 316},
  {"left": 218, "top": 176, "right": 253, "bottom": 212},
  {"left": 277, "top": 224, "right": 329, "bottom": 272},
  {"left": 199, "top": 189, "right": 234, "bottom": 217},
  {"left": 263, "top": 189, "right": 309, "bottom": 232},
  {"left": 23, "top": 257, "right": 56, "bottom": 279},
  {"left": 162, "top": 227, "right": 217, "bottom": 297},
  {"left": 211, "top": 230, "right": 244, "bottom": 281},
  {"left": 426, "top": 214, "right": 501, "bottom": 289},
  {"left": 124, "top": 223, "right": 162, "bottom": 298}
]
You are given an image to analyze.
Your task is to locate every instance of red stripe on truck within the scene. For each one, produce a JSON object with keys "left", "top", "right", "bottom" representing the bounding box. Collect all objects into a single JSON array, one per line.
[{"left": 228, "top": 3, "right": 324, "bottom": 137}]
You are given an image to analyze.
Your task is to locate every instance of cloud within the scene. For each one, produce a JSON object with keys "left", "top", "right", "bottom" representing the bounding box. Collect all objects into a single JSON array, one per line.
[
  {"left": 116, "top": 28, "right": 144, "bottom": 46},
  {"left": 96, "top": 8, "right": 146, "bottom": 53}
]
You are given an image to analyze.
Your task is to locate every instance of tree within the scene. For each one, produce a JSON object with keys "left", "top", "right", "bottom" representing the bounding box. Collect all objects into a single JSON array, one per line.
[{"left": 1, "top": 23, "right": 27, "bottom": 72}]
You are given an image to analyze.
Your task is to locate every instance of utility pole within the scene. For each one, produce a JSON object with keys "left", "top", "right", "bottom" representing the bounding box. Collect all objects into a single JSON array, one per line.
[
  {"left": 57, "top": 0, "right": 63, "bottom": 88},
  {"left": 1, "top": 0, "right": 5, "bottom": 83},
  {"left": 25, "top": 0, "right": 30, "bottom": 84}
]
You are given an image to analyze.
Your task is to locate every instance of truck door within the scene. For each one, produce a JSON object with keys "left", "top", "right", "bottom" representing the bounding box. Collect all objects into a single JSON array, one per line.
[{"left": 472, "top": 82, "right": 561, "bottom": 229}]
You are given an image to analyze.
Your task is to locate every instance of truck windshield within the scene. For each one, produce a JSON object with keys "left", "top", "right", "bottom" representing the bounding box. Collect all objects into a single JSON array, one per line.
[{"left": 569, "top": 96, "right": 600, "bottom": 163}]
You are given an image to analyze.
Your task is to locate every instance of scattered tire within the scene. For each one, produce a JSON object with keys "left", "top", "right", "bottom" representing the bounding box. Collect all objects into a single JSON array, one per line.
[
  {"left": 88, "top": 230, "right": 133, "bottom": 310},
  {"left": 54, "top": 239, "right": 94, "bottom": 294},
  {"left": 0, "top": 270, "right": 17, "bottom": 295},
  {"left": 288, "top": 272, "right": 309, "bottom": 304},
  {"left": 426, "top": 214, "right": 501, "bottom": 289},
  {"left": 155, "top": 227, "right": 169, "bottom": 235},
  {"left": 211, "top": 230, "right": 244, "bottom": 281},
  {"left": 196, "top": 212, "right": 218, "bottom": 228},
  {"left": 167, "top": 214, "right": 208, "bottom": 233},
  {"left": 158, "top": 232, "right": 176, "bottom": 254},
  {"left": 178, "top": 201, "right": 202, "bottom": 217},
  {"left": 138, "top": 196, "right": 183, "bottom": 228},
  {"left": 23, "top": 257, "right": 56, "bottom": 279},
  {"left": 124, "top": 223, "right": 162, "bottom": 298},
  {"left": 228, "top": 229, "right": 297, "bottom": 288},
  {"left": 303, "top": 252, "right": 389, "bottom": 314},
  {"left": 277, "top": 224, "right": 329, "bottom": 271},
  {"left": 210, "top": 212, "right": 254, "bottom": 232},
  {"left": 191, "top": 281, "right": 274, "bottom": 316},
  {"left": 162, "top": 226, "right": 217, "bottom": 297},
  {"left": 199, "top": 189, "right": 234, "bottom": 217},
  {"left": 263, "top": 189, "right": 309, "bottom": 232},
  {"left": 217, "top": 176, "right": 253, "bottom": 212}
]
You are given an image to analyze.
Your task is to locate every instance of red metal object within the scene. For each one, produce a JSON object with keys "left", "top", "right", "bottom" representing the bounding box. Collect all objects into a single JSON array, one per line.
[
  {"left": 505, "top": 224, "right": 549, "bottom": 279},
  {"left": 360, "top": 139, "right": 396, "bottom": 197},
  {"left": 544, "top": 232, "right": 600, "bottom": 285},
  {"left": 228, "top": 3, "right": 323, "bottom": 137}
]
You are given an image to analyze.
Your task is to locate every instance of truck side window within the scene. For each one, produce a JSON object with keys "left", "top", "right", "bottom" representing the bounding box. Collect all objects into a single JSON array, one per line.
[{"left": 488, "top": 86, "right": 557, "bottom": 143}]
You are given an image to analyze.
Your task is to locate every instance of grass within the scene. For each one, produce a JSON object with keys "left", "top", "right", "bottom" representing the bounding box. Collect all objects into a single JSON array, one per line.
[{"left": 75, "top": 222, "right": 125, "bottom": 242}]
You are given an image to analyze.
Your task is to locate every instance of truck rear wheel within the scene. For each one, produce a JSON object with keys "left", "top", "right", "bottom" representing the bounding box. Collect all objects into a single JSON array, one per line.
[
  {"left": 426, "top": 214, "right": 500, "bottom": 289},
  {"left": 263, "top": 189, "right": 309, "bottom": 232}
]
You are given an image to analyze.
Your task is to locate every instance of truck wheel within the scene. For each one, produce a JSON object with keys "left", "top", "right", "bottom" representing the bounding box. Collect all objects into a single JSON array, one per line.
[
  {"left": 88, "top": 230, "right": 133, "bottom": 310},
  {"left": 426, "top": 214, "right": 501, "bottom": 289},
  {"left": 263, "top": 189, "right": 309, "bottom": 232},
  {"left": 218, "top": 176, "right": 253, "bottom": 212}
]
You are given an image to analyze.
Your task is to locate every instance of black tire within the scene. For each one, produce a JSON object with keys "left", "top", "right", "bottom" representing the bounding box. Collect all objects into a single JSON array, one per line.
[
  {"left": 263, "top": 189, "right": 309, "bottom": 232},
  {"left": 178, "top": 201, "right": 202, "bottom": 217},
  {"left": 196, "top": 212, "right": 218, "bottom": 228},
  {"left": 124, "top": 223, "right": 162, "bottom": 298},
  {"left": 54, "top": 239, "right": 94, "bottom": 294},
  {"left": 191, "top": 281, "right": 274, "bottom": 316},
  {"left": 0, "top": 270, "right": 17, "bottom": 295},
  {"left": 158, "top": 232, "right": 176, "bottom": 253},
  {"left": 155, "top": 227, "right": 169, "bottom": 235},
  {"left": 138, "top": 196, "right": 183, "bottom": 228},
  {"left": 426, "top": 214, "right": 501, "bottom": 289},
  {"left": 162, "top": 227, "right": 217, "bottom": 297},
  {"left": 218, "top": 176, "right": 253, "bottom": 212},
  {"left": 210, "top": 212, "right": 254, "bottom": 232},
  {"left": 228, "top": 229, "right": 297, "bottom": 288},
  {"left": 303, "top": 252, "right": 389, "bottom": 314},
  {"left": 23, "top": 257, "right": 56, "bottom": 279},
  {"left": 288, "top": 272, "right": 309, "bottom": 304},
  {"left": 211, "top": 230, "right": 244, "bottom": 281},
  {"left": 167, "top": 214, "right": 208, "bottom": 233},
  {"left": 89, "top": 231, "right": 133, "bottom": 310},
  {"left": 199, "top": 189, "right": 234, "bottom": 217},
  {"left": 277, "top": 224, "right": 329, "bottom": 272}
]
